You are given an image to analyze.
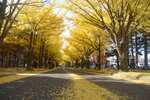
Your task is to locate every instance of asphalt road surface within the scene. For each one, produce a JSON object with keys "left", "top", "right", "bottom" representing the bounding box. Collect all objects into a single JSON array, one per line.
[{"left": 0, "top": 68, "right": 150, "bottom": 100}]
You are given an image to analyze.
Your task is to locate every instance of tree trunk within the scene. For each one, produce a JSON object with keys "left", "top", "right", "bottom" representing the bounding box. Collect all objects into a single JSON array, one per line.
[
  {"left": 81, "top": 57, "right": 84, "bottom": 69},
  {"left": 114, "top": 49, "right": 120, "bottom": 70},
  {"left": 135, "top": 34, "right": 138, "bottom": 68},
  {"left": 16, "top": 52, "right": 20, "bottom": 67},
  {"left": 38, "top": 46, "right": 42, "bottom": 68},
  {"left": 86, "top": 56, "right": 90, "bottom": 69},
  {"left": 44, "top": 51, "right": 48, "bottom": 68},
  {"left": 0, "top": 55, "right": 1, "bottom": 67},
  {"left": 13, "top": 52, "right": 17, "bottom": 67},
  {"left": 1, "top": 54, "right": 4, "bottom": 67},
  {"left": 27, "top": 32, "right": 33, "bottom": 70},
  {"left": 116, "top": 55, "right": 120, "bottom": 70},
  {"left": 144, "top": 34, "right": 148, "bottom": 67},
  {"left": 0, "top": 0, "right": 7, "bottom": 32},
  {"left": 5, "top": 57, "right": 7, "bottom": 67},
  {"left": 131, "top": 35, "right": 135, "bottom": 64},
  {"left": 119, "top": 36, "right": 129, "bottom": 71},
  {"left": 8, "top": 53, "right": 11, "bottom": 67},
  {"left": 38, "top": 41, "right": 45, "bottom": 68},
  {"left": 27, "top": 51, "right": 32, "bottom": 70},
  {"left": 98, "top": 36, "right": 101, "bottom": 70}
]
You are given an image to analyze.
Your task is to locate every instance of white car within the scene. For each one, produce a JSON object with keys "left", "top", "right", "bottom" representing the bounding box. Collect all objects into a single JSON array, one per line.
[{"left": 138, "top": 63, "right": 144, "bottom": 68}]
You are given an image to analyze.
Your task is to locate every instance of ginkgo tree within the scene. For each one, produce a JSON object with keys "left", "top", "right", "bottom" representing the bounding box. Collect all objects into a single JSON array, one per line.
[
  {"left": 17, "top": 4, "right": 64, "bottom": 70},
  {"left": 0, "top": 0, "right": 46, "bottom": 43},
  {"left": 0, "top": 1, "right": 65, "bottom": 70},
  {"left": 65, "top": 0, "right": 150, "bottom": 71},
  {"left": 63, "top": 45, "right": 83, "bottom": 68},
  {"left": 64, "top": 19, "right": 110, "bottom": 69},
  {"left": 71, "top": 20, "right": 110, "bottom": 69},
  {"left": 38, "top": 35, "right": 63, "bottom": 68}
]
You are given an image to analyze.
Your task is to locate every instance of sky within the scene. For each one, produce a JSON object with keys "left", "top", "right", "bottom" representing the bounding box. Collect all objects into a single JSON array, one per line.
[{"left": 54, "top": 0, "right": 74, "bottom": 48}]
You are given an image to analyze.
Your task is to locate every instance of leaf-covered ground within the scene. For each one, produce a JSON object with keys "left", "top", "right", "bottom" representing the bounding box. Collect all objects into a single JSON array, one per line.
[{"left": 0, "top": 68, "right": 150, "bottom": 100}]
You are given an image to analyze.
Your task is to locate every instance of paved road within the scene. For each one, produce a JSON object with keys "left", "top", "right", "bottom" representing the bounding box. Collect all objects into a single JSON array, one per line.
[
  {"left": 0, "top": 68, "right": 150, "bottom": 100},
  {"left": 66, "top": 68, "right": 150, "bottom": 100}
]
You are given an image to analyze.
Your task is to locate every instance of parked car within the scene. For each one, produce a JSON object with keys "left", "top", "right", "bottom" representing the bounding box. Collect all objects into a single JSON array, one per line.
[
  {"left": 138, "top": 63, "right": 144, "bottom": 68},
  {"left": 110, "top": 64, "right": 117, "bottom": 68}
]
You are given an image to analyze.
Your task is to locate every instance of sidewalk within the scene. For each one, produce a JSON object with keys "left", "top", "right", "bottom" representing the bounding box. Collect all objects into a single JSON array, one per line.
[
  {"left": 0, "top": 67, "right": 54, "bottom": 84},
  {"left": 71, "top": 68, "right": 150, "bottom": 85},
  {"left": 113, "top": 72, "right": 150, "bottom": 82}
]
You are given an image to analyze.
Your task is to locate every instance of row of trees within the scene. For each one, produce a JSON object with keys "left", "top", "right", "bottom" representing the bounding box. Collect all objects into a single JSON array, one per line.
[
  {"left": 128, "top": 33, "right": 150, "bottom": 69},
  {"left": 0, "top": 0, "right": 64, "bottom": 70},
  {"left": 63, "top": 21, "right": 109, "bottom": 69},
  {"left": 63, "top": 0, "right": 150, "bottom": 71}
]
